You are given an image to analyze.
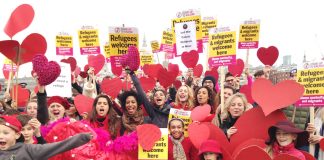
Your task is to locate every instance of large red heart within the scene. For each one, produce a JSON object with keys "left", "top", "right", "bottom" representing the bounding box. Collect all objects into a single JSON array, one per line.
[
  {"left": 2, "top": 67, "right": 16, "bottom": 80},
  {"left": 188, "top": 122, "right": 211, "bottom": 149},
  {"left": 251, "top": 78, "right": 304, "bottom": 116},
  {"left": 239, "top": 85, "right": 254, "bottom": 104},
  {"left": 139, "top": 77, "right": 156, "bottom": 92},
  {"left": 19, "top": 33, "right": 47, "bottom": 65},
  {"left": 190, "top": 104, "right": 211, "bottom": 122},
  {"left": 228, "top": 59, "right": 244, "bottom": 77},
  {"left": 168, "top": 63, "right": 179, "bottom": 78},
  {"left": 88, "top": 54, "right": 105, "bottom": 75},
  {"left": 193, "top": 64, "right": 203, "bottom": 77},
  {"left": 126, "top": 46, "right": 140, "bottom": 71},
  {"left": 61, "top": 57, "right": 77, "bottom": 72},
  {"left": 257, "top": 46, "right": 279, "bottom": 66},
  {"left": 173, "top": 80, "right": 182, "bottom": 89},
  {"left": 4, "top": 4, "right": 34, "bottom": 38},
  {"left": 101, "top": 78, "right": 125, "bottom": 98},
  {"left": 181, "top": 50, "right": 199, "bottom": 68},
  {"left": 32, "top": 55, "right": 61, "bottom": 86},
  {"left": 157, "top": 68, "right": 177, "bottom": 88},
  {"left": 137, "top": 124, "right": 161, "bottom": 151},
  {"left": 234, "top": 145, "right": 271, "bottom": 160},
  {"left": 10, "top": 85, "right": 30, "bottom": 107},
  {"left": 74, "top": 95, "right": 94, "bottom": 115},
  {"left": 0, "top": 40, "right": 20, "bottom": 63},
  {"left": 143, "top": 64, "right": 163, "bottom": 79},
  {"left": 232, "top": 139, "right": 266, "bottom": 159},
  {"left": 320, "top": 138, "right": 324, "bottom": 151},
  {"left": 204, "top": 67, "right": 219, "bottom": 82},
  {"left": 301, "top": 150, "right": 316, "bottom": 160}
]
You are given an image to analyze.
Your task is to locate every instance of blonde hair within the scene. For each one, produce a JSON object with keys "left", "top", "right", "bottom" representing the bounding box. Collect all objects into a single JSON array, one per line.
[
  {"left": 175, "top": 85, "right": 195, "bottom": 110},
  {"left": 220, "top": 93, "right": 248, "bottom": 122}
]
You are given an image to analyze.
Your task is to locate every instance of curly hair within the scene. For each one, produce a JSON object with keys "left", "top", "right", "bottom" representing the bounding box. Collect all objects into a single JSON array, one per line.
[
  {"left": 194, "top": 86, "right": 215, "bottom": 113},
  {"left": 119, "top": 90, "right": 142, "bottom": 112}
]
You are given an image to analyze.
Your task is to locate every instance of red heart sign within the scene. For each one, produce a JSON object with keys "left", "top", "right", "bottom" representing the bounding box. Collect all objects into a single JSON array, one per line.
[
  {"left": 181, "top": 50, "right": 199, "bottom": 68},
  {"left": 173, "top": 80, "right": 182, "bottom": 90},
  {"left": 61, "top": 57, "right": 77, "bottom": 72},
  {"left": 228, "top": 59, "right": 244, "bottom": 77},
  {"left": 74, "top": 66, "right": 81, "bottom": 77},
  {"left": 19, "top": 33, "right": 47, "bottom": 65},
  {"left": 168, "top": 63, "right": 179, "bottom": 78},
  {"left": 193, "top": 64, "right": 203, "bottom": 77},
  {"left": 74, "top": 95, "right": 94, "bottom": 114},
  {"left": 2, "top": 70, "right": 15, "bottom": 80},
  {"left": 143, "top": 64, "right": 163, "bottom": 79},
  {"left": 111, "top": 64, "right": 122, "bottom": 77},
  {"left": 251, "top": 78, "right": 304, "bottom": 116},
  {"left": 204, "top": 67, "right": 219, "bottom": 82},
  {"left": 88, "top": 54, "right": 105, "bottom": 75},
  {"left": 190, "top": 104, "right": 211, "bottom": 122},
  {"left": 137, "top": 124, "right": 161, "bottom": 151},
  {"left": 234, "top": 145, "right": 271, "bottom": 160},
  {"left": 320, "top": 138, "right": 324, "bottom": 151},
  {"left": 139, "top": 77, "right": 156, "bottom": 92},
  {"left": 301, "top": 150, "right": 316, "bottom": 160},
  {"left": 157, "top": 68, "right": 177, "bottom": 88},
  {"left": 239, "top": 85, "right": 254, "bottom": 104},
  {"left": 10, "top": 85, "right": 30, "bottom": 107},
  {"left": 32, "top": 55, "right": 61, "bottom": 86},
  {"left": 101, "top": 78, "right": 123, "bottom": 98},
  {"left": 257, "top": 46, "right": 279, "bottom": 66},
  {"left": 4, "top": 4, "right": 34, "bottom": 38},
  {"left": 0, "top": 40, "right": 20, "bottom": 63},
  {"left": 188, "top": 122, "right": 211, "bottom": 149},
  {"left": 232, "top": 139, "right": 266, "bottom": 159}
]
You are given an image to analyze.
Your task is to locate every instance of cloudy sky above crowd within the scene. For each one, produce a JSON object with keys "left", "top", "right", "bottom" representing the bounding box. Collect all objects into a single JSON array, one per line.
[{"left": 0, "top": 0, "right": 323, "bottom": 78}]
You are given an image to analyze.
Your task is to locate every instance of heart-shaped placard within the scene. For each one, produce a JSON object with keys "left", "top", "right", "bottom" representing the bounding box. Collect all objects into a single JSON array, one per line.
[
  {"left": 139, "top": 77, "right": 156, "bottom": 92},
  {"left": 301, "top": 150, "right": 316, "bottom": 160},
  {"left": 234, "top": 145, "right": 271, "bottom": 160},
  {"left": 190, "top": 104, "right": 211, "bottom": 122},
  {"left": 143, "top": 64, "right": 163, "bottom": 79},
  {"left": 74, "top": 95, "right": 94, "bottom": 115},
  {"left": 0, "top": 40, "right": 20, "bottom": 63},
  {"left": 193, "top": 64, "right": 203, "bottom": 77},
  {"left": 74, "top": 66, "right": 81, "bottom": 77},
  {"left": 251, "top": 78, "right": 304, "bottom": 116},
  {"left": 88, "top": 54, "right": 105, "bottom": 75},
  {"left": 204, "top": 67, "right": 219, "bottom": 82},
  {"left": 101, "top": 78, "right": 123, "bottom": 98},
  {"left": 232, "top": 139, "right": 266, "bottom": 159},
  {"left": 188, "top": 122, "right": 211, "bottom": 149},
  {"left": 228, "top": 59, "right": 244, "bottom": 77},
  {"left": 4, "top": 4, "right": 34, "bottom": 38},
  {"left": 157, "top": 68, "right": 177, "bottom": 88},
  {"left": 181, "top": 50, "right": 199, "bottom": 68},
  {"left": 257, "top": 46, "right": 279, "bottom": 66},
  {"left": 126, "top": 46, "right": 140, "bottom": 71},
  {"left": 19, "top": 33, "right": 47, "bottom": 65},
  {"left": 168, "top": 63, "right": 179, "bottom": 78},
  {"left": 239, "top": 85, "right": 254, "bottom": 104},
  {"left": 137, "top": 124, "right": 161, "bottom": 151},
  {"left": 3, "top": 70, "right": 15, "bottom": 80},
  {"left": 61, "top": 57, "right": 77, "bottom": 72},
  {"left": 173, "top": 80, "right": 182, "bottom": 89},
  {"left": 10, "top": 85, "right": 30, "bottom": 107},
  {"left": 32, "top": 55, "right": 61, "bottom": 86}
]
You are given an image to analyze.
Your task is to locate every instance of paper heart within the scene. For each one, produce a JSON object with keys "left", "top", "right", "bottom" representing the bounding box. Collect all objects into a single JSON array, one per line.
[
  {"left": 101, "top": 78, "right": 124, "bottom": 98},
  {"left": 239, "top": 85, "right": 254, "bottom": 104},
  {"left": 88, "top": 54, "right": 105, "bottom": 75},
  {"left": 126, "top": 46, "right": 140, "bottom": 71},
  {"left": 301, "top": 150, "right": 316, "bottom": 160},
  {"left": 181, "top": 50, "right": 199, "bottom": 68},
  {"left": 188, "top": 122, "right": 210, "bottom": 149},
  {"left": 74, "top": 66, "right": 81, "bottom": 77},
  {"left": 190, "top": 104, "right": 211, "bottom": 122},
  {"left": 228, "top": 59, "right": 244, "bottom": 77},
  {"left": 251, "top": 78, "right": 304, "bottom": 116},
  {"left": 157, "top": 68, "right": 177, "bottom": 88},
  {"left": 139, "top": 77, "right": 156, "bottom": 92},
  {"left": 173, "top": 80, "right": 182, "bottom": 89},
  {"left": 111, "top": 65, "right": 122, "bottom": 77},
  {"left": 204, "top": 122, "right": 232, "bottom": 152},
  {"left": 61, "top": 57, "right": 77, "bottom": 72},
  {"left": 2, "top": 70, "right": 15, "bottom": 80},
  {"left": 320, "top": 138, "right": 324, "bottom": 151},
  {"left": 143, "top": 64, "right": 163, "bottom": 79},
  {"left": 193, "top": 64, "right": 203, "bottom": 77},
  {"left": 234, "top": 145, "right": 271, "bottom": 160},
  {"left": 137, "top": 124, "right": 161, "bottom": 150},
  {"left": 4, "top": 4, "right": 34, "bottom": 38},
  {"left": 257, "top": 46, "right": 279, "bottom": 66},
  {"left": 120, "top": 54, "right": 128, "bottom": 68},
  {"left": 204, "top": 67, "right": 219, "bottom": 82},
  {"left": 0, "top": 40, "right": 20, "bottom": 63},
  {"left": 32, "top": 55, "right": 61, "bottom": 85},
  {"left": 74, "top": 95, "right": 94, "bottom": 115},
  {"left": 232, "top": 139, "right": 266, "bottom": 159},
  {"left": 168, "top": 63, "right": 179, "bottom": 78},
  {"left": 10, "top": 85, "right": 30, "bottom": 107},
  {"left": 19, "top": 33, "right": 47, "bottom": 65}
]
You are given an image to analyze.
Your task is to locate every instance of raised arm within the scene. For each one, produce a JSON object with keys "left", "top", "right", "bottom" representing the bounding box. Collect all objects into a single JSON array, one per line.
[{"left": 37, "top": 85, "right": 49, "bottom": 125}]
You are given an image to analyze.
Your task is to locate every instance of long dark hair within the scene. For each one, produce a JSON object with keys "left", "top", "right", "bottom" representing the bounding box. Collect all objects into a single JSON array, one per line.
[
  {"left": 119, "top": 90, "right": 142, "bottom": 112},
  {"left": 89, "top": 94, "right": 120, "bottom": 139},
  {"left": 194, "top": 86, "right": 215, "bottom": 113}
]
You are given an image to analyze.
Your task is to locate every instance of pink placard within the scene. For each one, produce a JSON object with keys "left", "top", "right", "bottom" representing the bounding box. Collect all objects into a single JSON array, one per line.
[
  {"left": 238, "top": 41, "right": 259, "bottom": 49},
  {"left": 56, "top": 47, "right": 73, "bottom": 56},
  {"left": 295, "top": 95, "right": 324, "bottom": 107},
  {"left": 208, "top": 55, "right": 236, "bottom": 67},
  {"left": 80, "top": 46, "right": 100, "bottom": 55}
]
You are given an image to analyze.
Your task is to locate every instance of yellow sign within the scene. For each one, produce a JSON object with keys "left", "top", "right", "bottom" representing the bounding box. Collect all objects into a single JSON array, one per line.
[
  {"left": 297, "top": 68, "right": 324, "bottom": 95},
  {"left": 202, "top": 19, "right": 217, "bottom": 37},
  {"left": 104, "top": 43, "right": 110, "bottom": 58},
  {"left": 151, "top": 41, "right": 160, "bottom": 53},
  {"left": 56, "top": 35, "right": 73, "bottom": 48},
  {"left": 238, "top": 24, "right": 260, "bottom": 49},
  {"left": 78, "top": 29, "right": 101, "bottom": 55},
  {"left": 168, "top": 108, "right": 192, "bottom": 137},
  {"left": 209, "top": 31, "right": 236, "bottom": 57},
  {"left": 3, "top": 58, "right": 15, "bottom": 65},
  {"left": 171, "top": 15, "right": 202, "bottom": 43},
  {"left": 138, "top": 128, "right": 168, "bottom": 160},
  {"left": 109, "top": 33, "right": 138, "bottom": 56},
  {"left": 140, "top": 55, "right": 154, "bottom": 66}
]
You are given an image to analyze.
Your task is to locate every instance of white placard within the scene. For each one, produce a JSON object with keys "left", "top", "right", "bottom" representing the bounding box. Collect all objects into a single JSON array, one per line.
[
  {"left": 175, "top": 21, "right": 197, "bottom": 56},
  {"left": 46, "top": 62, "right": 72, "bottom": 97}
]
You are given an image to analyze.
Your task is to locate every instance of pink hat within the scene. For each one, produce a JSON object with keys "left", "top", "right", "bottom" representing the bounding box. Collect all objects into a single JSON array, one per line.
[
  {"left": 198, "top": 140, "right": 222, "bottom": 156},
  {"left": 0, "top": 115, "right": 22, "bottom": 132}
]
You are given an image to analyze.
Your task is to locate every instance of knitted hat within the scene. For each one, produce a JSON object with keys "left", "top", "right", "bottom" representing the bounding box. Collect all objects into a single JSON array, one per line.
[
  {"left": 202, "top": 76, "right": 216, "bottom": 87},
  {"left": 198, "top": 140, "right": 222, "bottom": 156},
  {"left": 0, "top": 115, "right": 22, "bottom": 132},
  {"left": 47, "top": 96, "right": 70, "bottom": 110}
]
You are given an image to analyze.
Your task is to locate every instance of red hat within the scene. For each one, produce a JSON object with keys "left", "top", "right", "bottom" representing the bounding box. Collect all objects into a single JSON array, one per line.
[
  {"left": 198, "top": 140, "right": 222, "bottom": 156},
  {"left": 0, "top": 115, "right": 22, "bottom": 132},
  {"left": 48, "top": 96, "right": 70, "bottom": 110}
]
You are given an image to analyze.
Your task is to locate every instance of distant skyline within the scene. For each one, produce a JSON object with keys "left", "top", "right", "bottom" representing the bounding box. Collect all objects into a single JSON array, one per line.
[{"left": 0, "top": 0, "right": 323, "bottom": 78}]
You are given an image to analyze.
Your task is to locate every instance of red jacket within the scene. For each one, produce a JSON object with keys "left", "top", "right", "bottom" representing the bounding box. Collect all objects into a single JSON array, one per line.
[{"left": 168, "top": 136, "right": 199, "bottom": 160}]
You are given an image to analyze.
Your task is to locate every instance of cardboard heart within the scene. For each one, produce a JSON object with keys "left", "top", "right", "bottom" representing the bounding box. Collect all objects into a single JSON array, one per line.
[
  {"left": 181, "top": 50, "right": 199, "bottom": 68},
  {"left": 228, "top": 59, "right": 244, "bottom": 77},
  {"left": 126, "top": 46, "right": 140, "bottom": 71},
  {"left": 74, "top": 66, "right": 81, "bottom": 77},
  {"left": 234, "top": 145, "right": 271, "bottom": 160},
  {"left": 74, "top": 95, "right": 94, "bottom": 115},
  {"left": 157, "top": 68, "right": 177, "bottom": 88},
  {"left": 101, "top": 78, "right": 123, "bottom": 98},
  {"left": 204, "top": 67, "right": 219, "bottom": 82},
  {"left": 190, "top": 104, "right": 211, "bottom": 122},
  {"left": 120, "top": 54, "right": 128, "bottom": 68},
  {"left": 188, "top": 122, "right": 211, "bottom": 149},
  {"left": 2, "top": 70, "right": 15, "bottom": 80},
  {"left": 320, "top": 138, "right": 324, "bottom": 151},
  {"left": 232, "top": 139, "right": 266, "bottom": 159},
  {"left": 0, "top": 40, "right": 20, "bottom": 63},
  {"left": 4, "top": 4, "right": 34, "bottom": 38},
  {"left": 173, "top": 80, "right": 182, "bottom": 89},
  {"left": 19, "top": 33, "right": 47, "bottom": 65},
  {"left": 61, "top": 57, "right": 77, "bottom": 72},
  {"left": 139, "top": 77, "right": 156, "bottom": 92},
  {"left": 301, "top": 150, "right": 316, "bottom": 160},
  {"left": 88, "top": 54, "right": 105, "bottom": 75},
  {"left": 168, "top": 63, "right": 179, "bottom": 78},
  {"left": 257, "top": 46, "right": 279, "bottom": 66},
  {"left": 204, "top": 122, "right": 232, "bottom": 152},
  {"left": 193, "top": 64, "right": 203, "bottom": 77},
  {"left": 137, "top": 124, "right": 161, "bottom": 151},
  {"left": 251, "top": 78, "right": 304, "bottom": 116},
  {"left": 143, "top": 64, "right": 163, "bottom": 79},
  {"left": 32, "top": 55, "right": 61, "bottom": 86},
  {"left": 239, "top": 85, "right": 254, "bottom": 104},
  {"left": 274, "top": 154, "right": 301, "bottom": 160},
  {"left": 10, "top": 85, "right": 30, "bottom": 107}
]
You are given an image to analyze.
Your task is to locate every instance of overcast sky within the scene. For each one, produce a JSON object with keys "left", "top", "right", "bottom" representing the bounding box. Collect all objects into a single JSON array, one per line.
[{"left": 0, "top": 0, "right": 323, "bottom": 78}]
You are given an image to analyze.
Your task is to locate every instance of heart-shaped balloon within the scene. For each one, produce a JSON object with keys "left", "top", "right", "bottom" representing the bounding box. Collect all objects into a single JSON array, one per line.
[
  {"left": 251, "top": 78, "right": 304, "bottom": 116},
  {"left": 74, "top": 95, "right": 94, "bottom": 115},
  {"left": 126, "top": 46, "right": 140, "bottom": 71},
  {"left": 10, "top": 85, "right": 30, "bottom": 107},
  {"left": 61, "top": 57, "right": 77, "bottom": 72},
  {"left": 88, "top": 54, "right": 105, "bottom": 75},
  {"left": 137, "top": 124, "right": 161, "bottom": 151},
  {"left": 157, "top": 68, "right": 177, "bottom": 88},
  {"left": 4, "top": 4, "right": 34, "bottom": 38},
  {"left": 32, "top": 55, "right": 61, "bottom": 86},
  {"left": 139, "top": 77, "right": 156, "bottom": 92},
  {"left": 181, "top": 50, "right": 199, "bottom": 68},
  {"left": 257, "top": 46, "right": 279, "bottom": 66},
  {"left": 190, "top": 104, "right": 211, "bottom": 122},
  {"left": 228, "top": 59, "right": 244, "bottom": 77},
  {"left": 101, "top": 78, "right": 124, "bottom": 98},
  {"left": 193, "top": 64, "right": 203, "bottom": 77},
  {"left": 143, "top": 64, "right": 163, "bottom": 79},
  {"left": 239, "top": 85, "right": 254, "bottom": 104}
]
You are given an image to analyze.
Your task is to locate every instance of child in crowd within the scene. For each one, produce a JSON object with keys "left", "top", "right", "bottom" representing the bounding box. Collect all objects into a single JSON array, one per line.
[
  {"left": 198, "top": 140, "right": 223, "bottom": 160},
  {"left": 16, "top": 114, "right": 46, "bottom": 144}
]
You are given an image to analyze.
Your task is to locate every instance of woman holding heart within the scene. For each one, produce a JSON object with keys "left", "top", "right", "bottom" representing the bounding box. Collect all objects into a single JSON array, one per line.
[{"left": 194, "top": 86, "right": 216, "bottom": 122}]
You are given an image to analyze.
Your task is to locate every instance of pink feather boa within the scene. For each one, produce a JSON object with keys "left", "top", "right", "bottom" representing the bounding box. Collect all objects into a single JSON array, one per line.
[
  {"left": 105, "top": 131, "right": 138, "bottom": 153},
  {"left": 40, "top": 117, "right": 70, "bottom": 138}
]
